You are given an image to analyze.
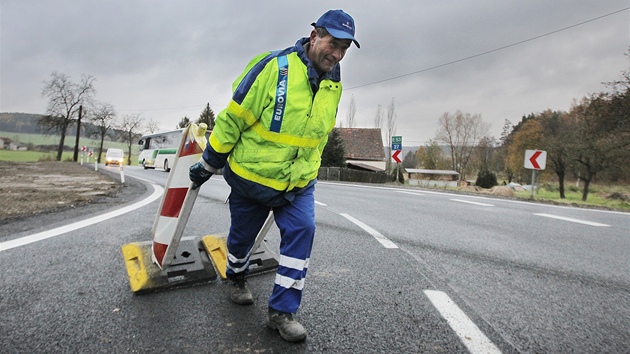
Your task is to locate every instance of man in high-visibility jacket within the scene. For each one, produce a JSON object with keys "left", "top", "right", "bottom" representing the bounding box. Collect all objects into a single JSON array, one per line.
[{"left": 190, "top": 9, "right": 359, "bottom": 342}]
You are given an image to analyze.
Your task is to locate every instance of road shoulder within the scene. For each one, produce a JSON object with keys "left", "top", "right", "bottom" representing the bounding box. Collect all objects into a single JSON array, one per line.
[{"left": 0, "top": 165, "right": 148, "bottom": 239}]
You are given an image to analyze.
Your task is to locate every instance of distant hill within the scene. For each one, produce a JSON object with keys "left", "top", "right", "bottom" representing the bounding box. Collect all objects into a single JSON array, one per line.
[
  {"left": 0, "top": 112, "right": 47, "bottom": 134},
  {"left": 383, "top": 145, "right": 421, "bottom": 157},
  {"left": 0, "top": 112, "right": 120, "bottom": 140}
]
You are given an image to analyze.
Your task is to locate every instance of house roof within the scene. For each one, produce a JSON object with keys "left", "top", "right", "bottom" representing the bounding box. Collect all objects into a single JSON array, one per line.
[
  {"left": 338, "top": 128, "right": 385, "bottom": 161},
  {"left": 346, "top": 162, "right": 385, "bottom": 172}
]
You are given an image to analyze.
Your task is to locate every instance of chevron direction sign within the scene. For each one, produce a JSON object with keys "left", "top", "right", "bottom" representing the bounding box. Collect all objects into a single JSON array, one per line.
[
  {"left": 392, "top": 150, "right": 401, "bottom": 163},
  {"left": 524, "top": 150, "right": 547, "bottom": 170}
]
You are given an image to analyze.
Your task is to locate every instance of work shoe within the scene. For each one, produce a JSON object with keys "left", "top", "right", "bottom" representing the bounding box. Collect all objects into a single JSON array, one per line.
[
  {"left": 228, "top": 276, "right": 254, "bottom": 305},
  {"left": 267, "top": 309, "right": 307, "bottom": 342}
]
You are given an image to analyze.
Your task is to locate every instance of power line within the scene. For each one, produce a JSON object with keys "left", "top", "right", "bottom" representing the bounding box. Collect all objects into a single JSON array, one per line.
[{"left": 347, "top": 7, "right": 630, "bottom": 91}]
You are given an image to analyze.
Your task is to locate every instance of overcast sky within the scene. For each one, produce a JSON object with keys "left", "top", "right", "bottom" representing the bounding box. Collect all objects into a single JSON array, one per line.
[{"left": 2, "top": 1, "right": 629, "bottom": 146}]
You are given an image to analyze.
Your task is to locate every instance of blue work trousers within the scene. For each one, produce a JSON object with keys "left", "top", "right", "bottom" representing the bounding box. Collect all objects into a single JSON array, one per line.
[{"left": 226, "top": 185, "right": 315, "bottom": 314}]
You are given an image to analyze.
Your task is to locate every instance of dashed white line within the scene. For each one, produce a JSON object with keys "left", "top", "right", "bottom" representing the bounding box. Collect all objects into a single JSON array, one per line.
[
  {"left": 315, "top": 201, "right": 327, "bottom": 206},
  {"left": 424, "top": 290, "right": 502, "bottom": 354},
  {"left": 451, "top": 199, "right": 494, "bottom": 207},
  {"left": 340, "top": 213, "right": 398, "bottom": 249},
  {"left": 0, "top": 183, "right": 164, "bottom": 252},
  {"left": 533, "top": 213, "right": 610, "bottom": 227}
]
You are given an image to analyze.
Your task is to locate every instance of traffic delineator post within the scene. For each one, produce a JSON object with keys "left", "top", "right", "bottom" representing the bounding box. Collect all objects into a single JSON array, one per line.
[
  {"left": 119, "top": 165, "right": 125, "bottom": 184},
  {"left": 121, "top": 123, "right": 216, "bottom": 294},
  {"left": 120, "top": 122, "right": 278, "bottom": 294},
  {"left": 151, "top": 123, "right": 208, "bottom": 269}
]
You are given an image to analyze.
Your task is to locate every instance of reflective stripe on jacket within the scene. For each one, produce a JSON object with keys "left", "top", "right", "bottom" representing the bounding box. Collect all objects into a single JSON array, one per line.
[{"left": 205, "top": 37, "right": 342, "bottom": 194}]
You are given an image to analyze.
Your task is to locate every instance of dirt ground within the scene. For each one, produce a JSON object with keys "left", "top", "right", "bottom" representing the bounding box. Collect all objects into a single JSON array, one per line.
[{"left": 0, "top": 161, "right": 122, "bottom": 222}]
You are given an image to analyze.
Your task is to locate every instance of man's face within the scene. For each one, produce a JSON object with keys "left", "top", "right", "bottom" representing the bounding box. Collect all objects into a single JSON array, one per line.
[{"left": 308, "top": 30, "right": 352, "bottom": 74}]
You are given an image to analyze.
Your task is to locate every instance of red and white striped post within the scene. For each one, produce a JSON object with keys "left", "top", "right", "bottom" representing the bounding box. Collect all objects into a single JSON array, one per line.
[{"left": 151, "top": 123, "right": 208, "bottom": 269}]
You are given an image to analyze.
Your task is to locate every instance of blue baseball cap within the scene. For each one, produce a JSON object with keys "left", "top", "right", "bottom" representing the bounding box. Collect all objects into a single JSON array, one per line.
[{"left": 311, "top": 9, "right": 360, "bottom": 48}]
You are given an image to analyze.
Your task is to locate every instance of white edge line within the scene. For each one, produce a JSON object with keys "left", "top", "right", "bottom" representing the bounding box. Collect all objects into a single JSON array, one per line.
[
  {"left": 0, "top": 183, "right": 164, "bottom": 252},
  {"left": 319, "top": 181, "right": 629, "bottom": 216},
  {"left": 397, "top": 190, "right": 425, "bottom": 196},
  {"left": 340, "top": 213, "right": 398, "bottom": 249},
  {"left": 451, "top": 199, "right": 494, "bottom": 207},
  {"left": 424, "top": 290, "right": 502, "bottom": 354},
  {"left": 533, "top": 213, "right": 610, "bottom": 227}
]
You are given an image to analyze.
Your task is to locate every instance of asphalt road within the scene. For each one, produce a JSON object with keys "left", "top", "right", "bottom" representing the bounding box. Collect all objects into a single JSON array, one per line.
[{"left": 1, "top": 165, "right": 629, "bottom": 353}]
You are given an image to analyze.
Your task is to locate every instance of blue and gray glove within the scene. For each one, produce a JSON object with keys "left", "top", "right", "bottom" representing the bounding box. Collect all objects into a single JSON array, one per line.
[{"left": 189, "top": 159, "right": 215, "bottom": 190}]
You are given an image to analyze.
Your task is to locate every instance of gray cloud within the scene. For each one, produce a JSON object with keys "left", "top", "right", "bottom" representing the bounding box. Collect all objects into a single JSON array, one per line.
[{"left": 2, "top": 0, "right": 628, "bottom": 145}]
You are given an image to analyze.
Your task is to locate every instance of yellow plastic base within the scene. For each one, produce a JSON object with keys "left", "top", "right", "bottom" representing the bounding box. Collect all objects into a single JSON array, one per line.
[
  {"left": 201, "top": 235, "right": 228, "bottom": 279},
  {"left": 121, "top": 242, "right": 154, "bottom": 292},
  {"left": 201, "top": 234, "right": 280, "bottom": 280},
  {"left": 121, "top": 239, "right": 217, "bottom": 294}
]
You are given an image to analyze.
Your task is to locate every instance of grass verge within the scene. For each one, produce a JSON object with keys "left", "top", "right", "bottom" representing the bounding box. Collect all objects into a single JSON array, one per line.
[{"left": 512, "top": 184, "right": 630, "bottom": 211}]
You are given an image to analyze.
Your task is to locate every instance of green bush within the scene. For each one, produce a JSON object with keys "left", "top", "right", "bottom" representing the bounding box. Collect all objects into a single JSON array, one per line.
[{"left": 476, "top": 169, "right": 498, "bottom": 189}]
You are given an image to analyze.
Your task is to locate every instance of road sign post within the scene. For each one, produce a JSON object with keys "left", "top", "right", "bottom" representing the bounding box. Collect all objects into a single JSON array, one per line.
[
  {"left": 392, "top": 150, "right": 401, "bottom": 163},
  {"left": 391, "top": 136, "right": 402, "bottom": 149},
  {"left": 392, "top": 136, "right": 402, "bottom": 182},
  {"left": 524, "top": 150, "right": 547, "bottom": 199}
]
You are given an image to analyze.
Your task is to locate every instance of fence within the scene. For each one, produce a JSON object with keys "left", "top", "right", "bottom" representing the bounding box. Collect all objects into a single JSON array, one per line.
[{"left": 318, "top": 167, "right": 390, "bottom": 184}]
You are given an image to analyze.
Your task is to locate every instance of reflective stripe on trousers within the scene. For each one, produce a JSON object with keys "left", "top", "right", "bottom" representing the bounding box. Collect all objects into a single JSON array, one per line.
[{"left": 226, "top": 185, "right": 315, "bottom": 314}]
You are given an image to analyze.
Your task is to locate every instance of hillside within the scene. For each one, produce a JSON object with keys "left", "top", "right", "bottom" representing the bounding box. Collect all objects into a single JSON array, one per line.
[
  {"left": 1, "top": 112, "right": 122, "bottom": 141},
  {"left": 0, "top": 112, "right": 46, "bottom": 134}
]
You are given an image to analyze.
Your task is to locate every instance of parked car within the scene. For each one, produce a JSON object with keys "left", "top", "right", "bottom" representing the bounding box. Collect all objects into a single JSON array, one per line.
[{"left": 105, "top": 148, "right": 124, "bottom": 166}]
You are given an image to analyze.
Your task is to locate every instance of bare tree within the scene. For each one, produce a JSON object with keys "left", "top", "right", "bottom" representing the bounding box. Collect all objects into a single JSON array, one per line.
[
  {"left": 386, "top": 98, "right": 397, "bottom": 172},
  {"left": 346, "top": 95, "right": 356, "bottom": 128},
  {"left": 373, "top": 104, "right": 384, "bottom": 144},
  {"left": 418, "top": 140, "right": 447, "bottom": 170},
  {"left": 40, "top": 72, "right": 96, "bottom": 161},
  {"left": 118, "top": 114, "right": 144, "bottom": 165},
  {"left": 146, "top": 118, "right": 161, "bottom": 134},
  {"left": 537, "top": 110, "right": 572, "bottom": 198},
  {"left": 87, "top": 101, "right": 116, "bottom": 163},
  {"left": 471, "top": 135, "right": 496, "bottom": 173},
  {"left": 373, "top": 104, "right": 383, "bottom": 128},
  {"left": 498, "top": 119, "right": 515, "bottom": 183},
  {"left": 571, "top": 93, "right": 629, "bottom": 201},
  {"left": 435, "top": 110, "right": 490, "bottom": 179}
]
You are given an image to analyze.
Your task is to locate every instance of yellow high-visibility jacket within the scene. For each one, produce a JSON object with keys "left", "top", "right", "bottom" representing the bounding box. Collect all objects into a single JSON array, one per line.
[{"left": 203, "top": 38, "right": 342, "bottom": 202}]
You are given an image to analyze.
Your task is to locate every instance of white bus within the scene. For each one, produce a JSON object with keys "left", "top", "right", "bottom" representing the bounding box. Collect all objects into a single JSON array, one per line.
[{"left": 137, "top": 129, "right": 184, "bottom": 172}]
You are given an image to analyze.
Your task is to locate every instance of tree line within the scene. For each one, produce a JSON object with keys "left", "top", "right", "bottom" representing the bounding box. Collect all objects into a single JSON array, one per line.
[
  {"left": 35, "top": 48, "right": 629, "bottom": 202},
  {"left": 409, "top": 49, "right": 630, "bottom": 201},
  {"left": 37, "top": 71, "right": 216, "bottom": 165},
  {"left": 332, "top": 49, "right": 629, "bottom": 202}
]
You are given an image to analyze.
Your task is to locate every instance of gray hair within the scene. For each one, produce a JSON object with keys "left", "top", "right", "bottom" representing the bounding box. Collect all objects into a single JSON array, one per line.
[{"left": 314, "top": 27, "right": 329, "bottom": 37}]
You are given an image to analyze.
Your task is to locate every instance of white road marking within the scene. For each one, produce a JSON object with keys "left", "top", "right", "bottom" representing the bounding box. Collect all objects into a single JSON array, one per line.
[
  {"left": 451, "top": 199, "right": 494, "bottom": 207},
  {"left": 533, "top": 213, "right": 610, "bottom": 227},
  {"left": 424, "top": 290, "right": 502, "bottom": 354},
  {"left": 321, "top": 181, "right": 629, "bottom": 216},
  {"left": 0, "top": 183, "right": 164, "bottom": 252},
  {"left": 315, "top": 200, "right": 327, "bottom": 206},
  {"left": 397, "top": 191, "right": 425, "bottom": 196},
  {"left": 340, "top": 213, "right": 398, "bottom": 249}
]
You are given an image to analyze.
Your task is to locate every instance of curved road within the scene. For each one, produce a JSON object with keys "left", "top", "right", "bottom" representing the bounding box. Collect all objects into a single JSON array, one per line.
[{"left": 1, "top": 165, "right": 628, "bottom": 353}]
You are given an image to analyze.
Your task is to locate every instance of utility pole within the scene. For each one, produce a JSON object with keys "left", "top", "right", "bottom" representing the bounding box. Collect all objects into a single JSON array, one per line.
[{"left": 73, "top": 105, "right": 83, "bottom": 162}]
